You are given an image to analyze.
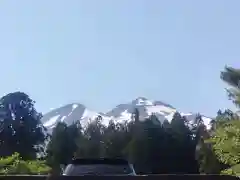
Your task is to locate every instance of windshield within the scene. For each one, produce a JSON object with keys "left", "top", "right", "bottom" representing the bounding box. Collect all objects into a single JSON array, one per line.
[{"left": 63, "top": 164, "right": 133, "bottom": 175}]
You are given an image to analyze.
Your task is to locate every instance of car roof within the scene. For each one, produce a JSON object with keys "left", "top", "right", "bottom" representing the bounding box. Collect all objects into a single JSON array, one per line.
[{"left": 71, "top": 158, "right": 130, "bottom": 165}]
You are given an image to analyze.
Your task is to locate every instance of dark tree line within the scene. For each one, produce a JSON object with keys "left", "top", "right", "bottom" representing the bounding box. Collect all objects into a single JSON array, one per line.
[{"left": 46, "top": 110, "right": 205, "bottom": 174}]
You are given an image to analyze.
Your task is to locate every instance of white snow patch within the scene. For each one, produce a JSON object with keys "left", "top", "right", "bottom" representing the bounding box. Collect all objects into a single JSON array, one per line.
[
  {"left": 72, "top": 104, "right": 78, "bottom": 110},
  {"left": 147, "top": 105, "right": 176, "bottom": 116},
  {"left": 81, "top": 109, "right": 98, "bottom": 119},
  {"left": 60, "top": 116, "right": 66, "bottom": 122},
  {"left": 202, "top": 117, "right": 212, "bottom": 130},
  {"left": 180, "top": 113, "right": 193, "bottom": 116},
  {"left": 42, "top": 97, "right": 213, "bottom": 132},
  {"left": 43, "top": 115, "right": 60, "bottom": 127}
]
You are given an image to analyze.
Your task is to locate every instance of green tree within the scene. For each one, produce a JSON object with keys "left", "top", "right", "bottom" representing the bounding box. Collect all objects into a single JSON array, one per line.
[
  {"left": 142, "top": 114, "right": 167, "bottom": 174},
  {"left": 0, "top": 92, "right": 47, "bottom": 160},
  {"left": 209, "top": 118, "right": 240, "bottom": 166},
  {"left": 207, "top": 118, "right": 240, "bottom": 175},
  {"left": 167, "top": 112, "right": 199, "bottom": 173},
  {"left": 46, "top": 121, "right": 81, "bottom": 172},
  {"left": 221, "top": 66, "right": 240, "bottom": 107},
  {"left": 76, "top": 119, "right": 105, "bottom": 158},
  {"left": 210, "top": 110, "right": 236, "bottom": 130},
  {"left": 101, "top": 120, "right": 130, "bottom": 158},
  {"left": 196, "top": 138, "right": 222, "bottom": 174},
  {"left": 126, "top": 121, "right": 150, "bottom": 174},
  {"left": 202, "top": 66, "right": 240, "bottom": 175},
  {"left": 125, "top": 109, "right": 150, "bottom": 174},
  {"left": 127, "top": 113, "right": 168, "bottom": 174}
]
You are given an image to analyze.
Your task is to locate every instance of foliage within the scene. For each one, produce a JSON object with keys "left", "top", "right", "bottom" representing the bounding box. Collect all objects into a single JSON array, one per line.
[
  {"left": 0, "top": 152, "right": 51, "bottom": 175},
  {"left": 197, "top": 139, "right": 222, "bottom": 174},
  {"left": 221, "top": 164, "right": 240, "bottom": 176},
  {"left": 46, "top": 121, "right": 81, "bottom": 172},
  {"left": 199, "top": 65, "right": 240, "bottom": 175},
  {"left": 221, "top": 66, "right": 240, "bottom": 107},
  {"left": 0, "top": 92, "right": 48, "bottom": 160},
  {"left": 207, "top": 119, "right": 240, "bottom": 166}
]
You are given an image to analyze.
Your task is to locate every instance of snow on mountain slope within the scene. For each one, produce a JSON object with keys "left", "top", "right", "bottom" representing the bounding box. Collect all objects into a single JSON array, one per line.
[
  {"left": 41, "top": 97, "right": 213, "bottom": 132},
  {"left": 41, "top": 103, "right": 107, "bottom": 131}
]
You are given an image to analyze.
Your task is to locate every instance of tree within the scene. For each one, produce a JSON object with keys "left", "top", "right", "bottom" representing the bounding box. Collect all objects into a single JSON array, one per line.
[
  {"left": 167, "top": 112, "right": 199, "bottom": 173},
  {"left": 221, "top": 66, "right": 240, "bottom": 107},
  {"left": 211, "top": 110, "right": 237, "bottom": 130},
  {"left": 76, "top": 119, "right": 105, "bottom": 158},
  {"left": 127, "top": 113, "right": 169, "bottom": 174},
  {"left": 131, "top": 108, "right": 140, "bottom": 122},
  {"left": 196, "top": 138, "right": 222, "bottom": 174},
  {"left": 125, "top": 109, "right": 151, "bottom": 174},
  {"left": 207, "top": 118, "right": 240, "bottom": 175},
  {"left": 126, "top": 121, "right": 150, "bottom": 174},
  {"left": 142, "top": 115, "right": 167, "bottom": 174},
  {"left": 101, "top": 120, "right": 130, "bottom": 158},
  {"left": 0, "top": 92, "right": 47, "bottom": 160},
  {"left": 194, "top": 114, "right": 224, "bottom": 174},
  {"left": 209, "top": 118, "right": 240, "bottom": 166},
  {"left": 46, "top": 121, "right": 81, "bottom": 172},
  {"left": 200, "top": 66, "right": 240, "bottom": 175}
]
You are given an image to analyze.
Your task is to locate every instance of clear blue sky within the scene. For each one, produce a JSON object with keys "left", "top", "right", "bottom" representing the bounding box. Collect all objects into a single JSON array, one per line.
[{"left": 0, "top": 0, "right": 239, "bottom": 116}]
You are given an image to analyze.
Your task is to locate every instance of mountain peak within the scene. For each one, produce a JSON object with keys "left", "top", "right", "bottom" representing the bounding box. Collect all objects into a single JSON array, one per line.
[
  {"left": 41, "top": 98, "right": 213, "bottom": 132},
  {"left": 131, "top": 97, "right": 153, "bottom": 106},
  {"left": 135, "top": 96, "right": 149, "bottom": 101}
]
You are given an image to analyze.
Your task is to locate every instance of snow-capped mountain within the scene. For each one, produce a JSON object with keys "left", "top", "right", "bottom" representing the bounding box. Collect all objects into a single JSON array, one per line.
[{"left": 41, "top": 97, "right": 213, "bottom": 132}]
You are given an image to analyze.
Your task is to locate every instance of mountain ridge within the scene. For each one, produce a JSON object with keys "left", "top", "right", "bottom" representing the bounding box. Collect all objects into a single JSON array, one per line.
[{"left": 41, "top": 97, "right": 213, "bottom": 132}]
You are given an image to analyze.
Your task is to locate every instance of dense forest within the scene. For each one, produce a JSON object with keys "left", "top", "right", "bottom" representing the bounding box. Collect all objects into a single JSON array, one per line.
[{"left": 0, "top": 66, "right": 239, "bottom": 175}]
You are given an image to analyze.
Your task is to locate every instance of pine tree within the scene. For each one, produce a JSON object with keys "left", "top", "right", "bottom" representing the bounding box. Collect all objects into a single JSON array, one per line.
[
  {"left": 101, "top": 121, "right": 130, "bottom": 158},
  {"left": 221, "top": 66, "right": 240, "bottom": 107},
  {"left": 76, "top": 119, "right": 105, "bottom": 158},
  {"left": 46, "top": 121, "right": 81, "bottom": 172},
  {"left": 126, "top": 109, "right": 150, "bottom": 174},
  {"left": 143, "top": 115, "right": 167, "bottom": 174},
  {"left": 168, "top": 112, "right": 199, "bottom": 173}
]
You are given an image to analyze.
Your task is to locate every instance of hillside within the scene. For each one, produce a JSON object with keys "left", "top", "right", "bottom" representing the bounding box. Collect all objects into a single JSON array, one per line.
[{"left": 41, "top": 97, "right": 212, "bottom": 132}]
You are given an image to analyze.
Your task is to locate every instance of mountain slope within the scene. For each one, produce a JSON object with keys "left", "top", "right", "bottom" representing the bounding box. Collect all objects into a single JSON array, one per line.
[{"left": 41, "top": 97, "right": 213, "bottom": 132}]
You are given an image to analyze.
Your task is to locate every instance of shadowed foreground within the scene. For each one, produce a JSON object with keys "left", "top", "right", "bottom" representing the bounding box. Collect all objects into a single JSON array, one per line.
[{"left": 0, "top": 175, "right": 238, "bottom": 180}]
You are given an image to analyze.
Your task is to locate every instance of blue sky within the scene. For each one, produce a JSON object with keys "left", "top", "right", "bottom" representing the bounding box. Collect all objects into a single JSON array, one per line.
[{"left": 0, "top": 0, "right": 239, "bottom": 116}]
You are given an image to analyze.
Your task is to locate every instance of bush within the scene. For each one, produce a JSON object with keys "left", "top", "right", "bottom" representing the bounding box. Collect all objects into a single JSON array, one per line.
[
  {"left": 0, "top": 153, "right": 51, "bottom": 175},
  {"left": 221, "top": 164, "right": 240, "bottom": 176}
]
